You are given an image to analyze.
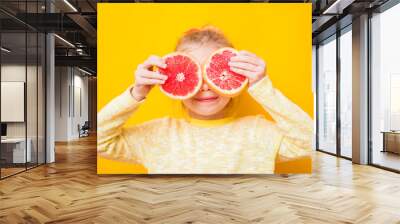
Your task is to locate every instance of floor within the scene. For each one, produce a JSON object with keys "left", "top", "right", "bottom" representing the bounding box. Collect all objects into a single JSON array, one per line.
[
  {"left": 0, "top": 167, "right": 25, "bottom": 178},
  {"left": 0, "top": 136, "right": 400, "bottom": 224},
  {"left": 1, "top": 163, "right": 43, "bottom": 178},
  {"left": 372, "top": 150, "right": 400, "bottom": 171}
]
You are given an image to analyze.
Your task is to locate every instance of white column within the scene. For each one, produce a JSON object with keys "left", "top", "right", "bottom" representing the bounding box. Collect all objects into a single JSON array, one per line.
[
  {"left": 45, "top": 0, "right": 56, "bottom": 163},
  {"left": 46, "top": 32, "right": 55, "bottom": 163}
]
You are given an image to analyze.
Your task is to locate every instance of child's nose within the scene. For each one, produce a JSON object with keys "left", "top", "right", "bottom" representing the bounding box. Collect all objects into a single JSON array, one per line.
[{"left": 201, "top": 82, "right": 209, "bottom": 91}]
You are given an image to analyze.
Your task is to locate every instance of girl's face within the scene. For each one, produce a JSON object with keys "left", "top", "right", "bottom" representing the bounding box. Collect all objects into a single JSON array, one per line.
[{"left": 181, "top": 44, "right": 232, "bottom": 119}]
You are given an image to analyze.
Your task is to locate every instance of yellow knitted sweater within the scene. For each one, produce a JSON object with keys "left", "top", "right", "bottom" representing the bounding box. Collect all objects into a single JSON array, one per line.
[{"left": 98, "top": 77, "right": 313, "bottom": 174}]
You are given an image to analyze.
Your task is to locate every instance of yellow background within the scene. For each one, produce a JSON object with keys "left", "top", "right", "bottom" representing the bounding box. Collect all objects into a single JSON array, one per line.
[{"left": 97, "top": 3, "right": 312, "bottom": 174}]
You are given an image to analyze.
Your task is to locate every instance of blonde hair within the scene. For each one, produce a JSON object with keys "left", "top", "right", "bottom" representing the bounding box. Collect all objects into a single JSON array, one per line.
[{"left": 176, "top": 26, "right": 233, "bottom": 52}]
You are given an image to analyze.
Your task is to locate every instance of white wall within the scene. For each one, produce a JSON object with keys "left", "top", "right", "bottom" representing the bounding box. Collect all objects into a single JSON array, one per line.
[
  {"left": 72, "top": 73, "right": 89, "bottom": 138},
  {"left": 55, "top": 67, "right": 89, "bottom": 141},
  {"left": 1, "top": 65, "right": 38, "bottom": 138},
  {"left": 1, "top": 65, "right": 26, "bottom": 137},
  {"left": 55, "top": 67, "right": 69, "bottom": 141}
]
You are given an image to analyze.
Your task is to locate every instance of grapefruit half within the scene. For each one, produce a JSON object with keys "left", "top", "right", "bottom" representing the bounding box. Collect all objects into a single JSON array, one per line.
[
  {"left": 203, "top": 48, "right": 248, "bottom": 97},
  {"left": 158, "top": 53, "right": 202, "bottom": 100}
]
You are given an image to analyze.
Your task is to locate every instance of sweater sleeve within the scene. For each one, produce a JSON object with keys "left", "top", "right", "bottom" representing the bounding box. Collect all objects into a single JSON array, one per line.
[
  {"left": 97, "top": 86, "right": 148, "bottom": 163},
  {"left": 247, "top": 76, "right": 313, "bottom": 158}
]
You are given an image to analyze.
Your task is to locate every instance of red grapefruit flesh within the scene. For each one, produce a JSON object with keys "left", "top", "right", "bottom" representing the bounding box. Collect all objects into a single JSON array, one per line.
[
  {"left": 203, "top": 48, "right": 248, "bottom": 97},
  {"left": 158, "top": 53, "right": 202, "bottom": 100}
]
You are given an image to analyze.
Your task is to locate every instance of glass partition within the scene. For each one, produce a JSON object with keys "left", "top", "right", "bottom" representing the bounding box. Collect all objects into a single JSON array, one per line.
[
  {"left": 1, "top": 30, "right": 28, "bottom": 178},
  {"left": 27, "top": 30, "right": 38, "bottom": 169},
  {"left": 26, "top": 0, "right": 42, "bottom": 169},
  {"left": 0, "top": 1, "right": 46, "bottom": 179},
  {"left": 38, "top": 32, "right": 45, "bottom": 165}
]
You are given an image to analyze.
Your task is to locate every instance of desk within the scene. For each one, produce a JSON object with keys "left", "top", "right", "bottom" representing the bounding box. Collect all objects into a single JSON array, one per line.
[
  {"left": 381, "top": 131, "right": 400, "bottom": 154},
  {"left": 1, "top": 138, "right": 31, "bottom": 163}
]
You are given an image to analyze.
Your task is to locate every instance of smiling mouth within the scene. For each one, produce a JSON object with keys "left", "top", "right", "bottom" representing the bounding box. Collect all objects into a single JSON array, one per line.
[{"left": 194, "top": 96, "right": 219, "bottom": 102}]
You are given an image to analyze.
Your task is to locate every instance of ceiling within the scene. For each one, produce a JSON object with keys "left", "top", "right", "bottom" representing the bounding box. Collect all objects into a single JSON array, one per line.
[
  {"left": 1, "top": 0, "right": 97, "bottom": 73},
  {"left": 0, "top": 0, "right": 393, "bottom": 74}
]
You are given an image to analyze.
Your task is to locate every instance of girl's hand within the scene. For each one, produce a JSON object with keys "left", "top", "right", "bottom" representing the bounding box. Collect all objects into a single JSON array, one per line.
[
  {"left": 228, "top": 50, "right": 267, "bottom": 87},
  {"left": 131, "top": 55, "right": 168, "bottom": 101}
]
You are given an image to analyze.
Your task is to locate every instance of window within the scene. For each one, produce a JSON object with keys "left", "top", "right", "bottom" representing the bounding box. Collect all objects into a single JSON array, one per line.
[
  {"left": 370, "top": 2, "right": 400, "bottom": 171},
  {"left": 317, "top": 35, "right": 337, "bottom": 154},
  {"left": 390, "top": 74, "right": 400, "bottom": 130},
  {"left": 339, "top": 27, "right": 352, "bottom": 158}
]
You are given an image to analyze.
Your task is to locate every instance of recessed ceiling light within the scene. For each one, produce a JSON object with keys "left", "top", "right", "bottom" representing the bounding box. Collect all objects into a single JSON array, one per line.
[
  {"left": 323, "top": 0, "right": 354, "bottom": 15},
  {"left": 77, "top": 67, "right": 93, "bottom": 76},
  {"left": 1, "top": 47, "right": 11, "bottom": 53},
  {"left": 54, "top": 34, "right": 75, "bottom": 48},
  {"left": 63, "top": 0, "right": 78, "bottom": 12}
]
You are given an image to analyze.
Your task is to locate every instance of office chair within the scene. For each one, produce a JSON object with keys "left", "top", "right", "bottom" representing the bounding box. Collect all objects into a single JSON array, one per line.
[{"left": 79, "top": 121, "right": 90, "bottom": 138}]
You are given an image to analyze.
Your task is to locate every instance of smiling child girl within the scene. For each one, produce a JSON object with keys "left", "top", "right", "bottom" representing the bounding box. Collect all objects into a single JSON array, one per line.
[{"left": 97, "top": 26, "right": 313, "bottom": 174}]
